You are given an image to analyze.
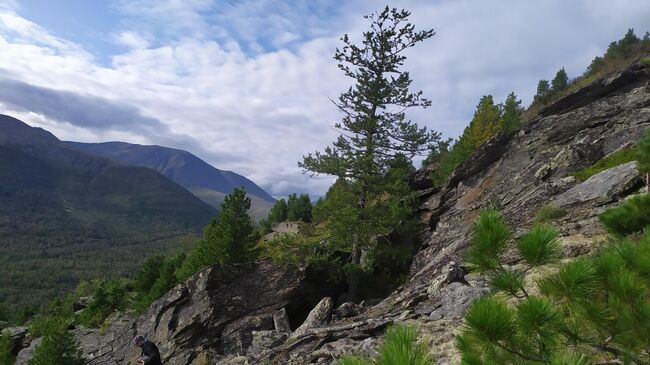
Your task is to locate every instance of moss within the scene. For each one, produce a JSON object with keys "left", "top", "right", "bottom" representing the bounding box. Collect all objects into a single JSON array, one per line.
[
  {"left": 640, "top": 57, "right": 650, "bottom": 66},
  {"left": 572, "top": 147, "right": 636, "bottom": 182},
  {"left": 535, "top": 204, "right": 567, "bottom": 222}
]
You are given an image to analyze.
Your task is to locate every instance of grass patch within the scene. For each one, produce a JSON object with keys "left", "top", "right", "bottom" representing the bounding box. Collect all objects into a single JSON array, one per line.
[
  {"left": 641, "top": 57, "right": 650, "bottom": 66},
  {"left": 535, "top": 204, "right": 567, "bottom": 222},
  {"left": 572, "top": 147, "right": 635, "bottom": 182}
]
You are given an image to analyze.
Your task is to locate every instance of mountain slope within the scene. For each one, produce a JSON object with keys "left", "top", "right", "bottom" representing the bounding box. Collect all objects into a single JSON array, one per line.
[
  {"left": 0, "top": 115, "right": 218, "bottom": 310},
  {"left": 65, "top": 141, "right": 275, "bottom": 218},
  {"left": 50, "top": 58, "right": 650, "bottom": 365}
]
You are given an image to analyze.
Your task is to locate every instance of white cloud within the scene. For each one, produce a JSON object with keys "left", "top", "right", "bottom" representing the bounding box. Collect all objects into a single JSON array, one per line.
[
  {"left": 0, "top": 0, "right": 650, "bottom": 198},
  {"left": 115, "top": 31, "right": 149, "bottom": 49}
]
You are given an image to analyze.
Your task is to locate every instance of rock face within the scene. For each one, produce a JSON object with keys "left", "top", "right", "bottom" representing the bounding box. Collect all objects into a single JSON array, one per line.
[{"left": 71, "top": 259, "right": 308, "bottom": 365}]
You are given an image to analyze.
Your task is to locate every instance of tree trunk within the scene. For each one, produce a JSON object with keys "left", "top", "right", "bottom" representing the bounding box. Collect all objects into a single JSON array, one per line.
[{"left": 347, "top": 243, "right": 362, "bottom": 303}]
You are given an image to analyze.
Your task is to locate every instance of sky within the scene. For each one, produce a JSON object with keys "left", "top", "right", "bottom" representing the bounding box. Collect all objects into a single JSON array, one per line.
[{"left": 0, "top": 0, "right": 649, "bottom": 198}]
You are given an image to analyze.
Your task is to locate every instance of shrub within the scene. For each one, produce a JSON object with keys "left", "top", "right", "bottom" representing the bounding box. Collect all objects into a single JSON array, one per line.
[
  {"left": 535, "top": 204, "right": 567, "bottom": 222},
  {"left": 599, "top": 193, "right": 650, "bottom": 236},
  {"left": 465, "top": 209, "right": 510, "bottom": 271},
  {"left": 457, "top": 209, "right": 650, "bottom": 364},
  {"left": 0, "top": 330, "right": 13, "bottom": 365},
  {"left": 337, "top": 323, "right": 432, "bottom": 365},
  {"left": 28, "top": 317, "right": 83, "bottom": 365},
  {"left": 572, "top": 147, "right": 635, "bottom": 181}
]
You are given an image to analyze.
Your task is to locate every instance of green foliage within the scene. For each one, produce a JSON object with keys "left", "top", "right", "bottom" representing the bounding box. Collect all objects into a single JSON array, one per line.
[
  {"left": 0, "top": 330, "right": 13, "bottom": 365},
  {"left": 636, "top": 129, "right": 650, "bottom": 174},
  {"left": 641, "top": 57, "right": 650, "bottom": 66},
  {"left": 299, "top": 7, "right": 437, "bottom": 300},
  {"left": 133, "top": 254, "right": 185, "bottom": 313},
  {"left": 458, "top": 207, "right": 650, "bottom": 364},
  {"left": 77, "top": 278, "right": 129, "bottom": 328},
  {"left": 177, "top": 188, "right": 259, "bottom": 280},
  {"left": 572, "top": 147, "right": 636, "bottom": 181},
  {"left": 535, "top": 79, "right": 552, "bottom": 104},
  {"left": 287, "top": 193, "right": 313, "bottom": 222},
  {"left": 599, "top": 193, "right": 650, "bottom": 236},
  {"left": 552, "top": 67, "right": 569, "bottom": 93},
  {"left": 535, "top": 204, "right": 567, "bottom": 222},
  {"left": 28, "top": 317, "right": 83, "bottom": 365},
  {"left": 425, "top": 93, "right": 521, "bottom": 187},
  {"left": 502, "top": 92, "right": 523, "bottom": 131},
  {"left": 337, "top": 324, "right": 432, "bottom": 365},
  {"left": 376, "top": 324, "right": 432, "bottom": 365},
  {"left": 465, "top": 209, "right": 510, "bottom": 271},
  {"left": 517, "top": 224, "right": 561, "bottom": 266}
]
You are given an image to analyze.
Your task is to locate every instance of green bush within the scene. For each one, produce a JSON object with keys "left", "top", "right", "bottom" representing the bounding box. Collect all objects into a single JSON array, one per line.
[
  {"left": 535, "top": 204, "right": 567, "bottom": 222},
  {"left": 28, "top": 317, "right": 83, "bottom": 365},
  {"left": 0, "top": 330, "right": 14, "bottom": 365},
  {"left": 77, "top": 279, "right": 129, "bottom": 328},
  {"left": 572, "top": 147, "right": 635, "bottom": 181},
  {"left": 337, "top": 323, "right": 432, "bottom": 365},
  {"left": 599, "top": 193, "right": 650, "bottom": 236},
  {"left": 465, "top": 209, "right": 510, "bottom": 271}
]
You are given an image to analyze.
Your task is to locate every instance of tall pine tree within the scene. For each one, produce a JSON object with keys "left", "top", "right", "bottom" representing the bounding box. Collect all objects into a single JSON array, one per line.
[
  {"left": 502, "top": 92, "right": 522, "bottom": 131},
  {"left": 300, "top": 7, "right": 440, "bottom": 301},
  {"left": 551, "top": 67, "right": 568, "bottom": 94}
]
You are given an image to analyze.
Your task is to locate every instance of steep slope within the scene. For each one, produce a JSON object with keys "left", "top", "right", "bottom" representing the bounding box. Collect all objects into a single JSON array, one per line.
[
  {"left": 65, "top": 141, "right": 275, "bottom": 218},
  {"left": 43, "top": 59, "right": 650, "bottom": 365},
  {"left": 0, "top": 115, "right": 218, "bottom": 310}
]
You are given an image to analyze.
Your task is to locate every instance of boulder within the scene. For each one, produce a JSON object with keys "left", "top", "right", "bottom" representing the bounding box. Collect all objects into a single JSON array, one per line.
[
  {"left": 554, "top": 161, "right": 641, "bottom": 206},
  {"left": 289, "top": 297, "right": 333, "bottom": 340}
]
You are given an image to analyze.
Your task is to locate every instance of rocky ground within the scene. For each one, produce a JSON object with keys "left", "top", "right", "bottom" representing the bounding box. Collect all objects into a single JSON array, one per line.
[{"left": 8, "top": 59, "right": 650, "bottom": 364}]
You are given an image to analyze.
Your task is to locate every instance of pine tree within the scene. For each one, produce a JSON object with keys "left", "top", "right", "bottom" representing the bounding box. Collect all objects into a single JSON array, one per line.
[
  {"left": 459, "top": 95, "right": 503, "bottom": 152},
  {"left": 28, "top": 318, "right": 83, "bottom": 365},
  {"left": 501, "top": 92, "right": 522, "bottom": 131},
  {"left": 534, "top": 79, "right": 551, "bottom": 104},
  {"left": 177, "top": 188, "right": 258, "bottom": 279},
  {"left": 287, "top": 193, "right": 312, "bottom": 222},
  {"left": 636, "top": 129, "right": 650, "bottom": 191},
  {"left": 269, "top": 199, "right": 288, "bottom": 224},
  {"left": 551, "top": 67, "right": 569, "bottom": 94},
  {"left": 457, "top": 209, "right": 650, "bottom": 364},
  {"left": 299, "top": 7, "right": 440, "bottom": 300}
]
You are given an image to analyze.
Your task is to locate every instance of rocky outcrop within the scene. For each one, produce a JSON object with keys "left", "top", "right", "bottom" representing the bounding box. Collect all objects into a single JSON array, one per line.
[{"left": 68, "top": 259, "right": 307, "bottom": 365}]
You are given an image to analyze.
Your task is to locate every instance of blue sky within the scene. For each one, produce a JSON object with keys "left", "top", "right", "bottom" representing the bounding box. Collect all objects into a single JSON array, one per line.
[{"left": 0, "top": 0, "right": 650, "bottom": 197}]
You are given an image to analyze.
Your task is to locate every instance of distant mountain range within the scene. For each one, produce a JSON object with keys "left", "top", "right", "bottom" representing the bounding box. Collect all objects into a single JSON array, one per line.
[
  {"left": 65, "top": 141, "right": 275, "bottom": 219},
  {"left": 0, "top": 114, "right": 273, "bottom": 309}
]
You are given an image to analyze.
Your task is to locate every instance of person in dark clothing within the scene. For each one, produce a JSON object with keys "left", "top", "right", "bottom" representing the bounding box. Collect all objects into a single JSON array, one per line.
[{"left": 134, "top": 335, "right": 162, "bottom": 365}]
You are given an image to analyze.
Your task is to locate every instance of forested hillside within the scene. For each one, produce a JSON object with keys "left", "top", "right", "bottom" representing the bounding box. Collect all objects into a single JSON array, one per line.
[{"left": 0, "top": 115, "right": 217, "bottom": 313}]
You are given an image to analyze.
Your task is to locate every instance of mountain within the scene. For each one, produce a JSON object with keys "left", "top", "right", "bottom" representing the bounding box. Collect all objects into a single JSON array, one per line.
[
  {"left": 0, "top": 115, "right": 218, "bottom": 310},
  {"left": 65, "top": 141, "right": 275, "bottom": 219}
]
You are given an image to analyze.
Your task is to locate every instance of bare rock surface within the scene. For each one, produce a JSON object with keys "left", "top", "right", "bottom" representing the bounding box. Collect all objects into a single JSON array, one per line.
[{"left": 553, "top": 161, "right": 642, "bottom": 206}]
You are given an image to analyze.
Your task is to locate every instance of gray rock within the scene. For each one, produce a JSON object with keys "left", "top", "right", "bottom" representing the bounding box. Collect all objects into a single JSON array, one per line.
[
  {"left": 3, "top": 326, "right": 28, "bottom": 355},
  {"left": 333, "top": 302, "right": 361, "bottom": 319},
  {"left": 272, "top": 308, "right": 291, "bottom": 333},
  {"left": 290, "top": 297, "right": 333, "bottom": 340},
  {"left": 429, "top": 283, "right": 490, "bottom": 320},
  {"left": 15, "top": 338, "right": 41, "bottom": 365},
  {"left": 554, "top": 161, "right": 641, "bottom": 206}
]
